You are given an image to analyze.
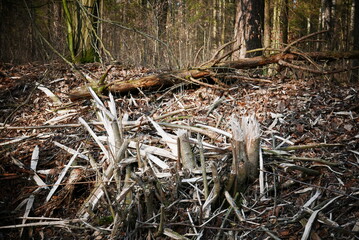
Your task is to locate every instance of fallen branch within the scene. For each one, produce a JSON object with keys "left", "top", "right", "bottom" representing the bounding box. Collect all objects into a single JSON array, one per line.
[
  {"left": 66, "top": 50, "right": 359, "bottom": 97},
  {"left": 279, "top": 60, "right": 359, "bottom": 75}
]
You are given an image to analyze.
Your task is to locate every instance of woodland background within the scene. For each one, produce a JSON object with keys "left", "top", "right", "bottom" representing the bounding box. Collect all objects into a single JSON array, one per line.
[{"left": 0, "top": 0, "right": 358, "bottom": 76}]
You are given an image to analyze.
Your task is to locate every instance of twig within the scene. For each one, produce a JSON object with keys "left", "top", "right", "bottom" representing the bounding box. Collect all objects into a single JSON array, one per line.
[
  {"left": 288, "top": 156, "right": 341, "bottom": 166},
  {"left": 214, "top": 205, "right": 233, "bottom": 240},
  {"left": 0, "top": 219, "right": 81, "bottom": 229},
  {"left": 0, "top": 124, "right": 83, "bottom": 130},
  {"left": 122, "top": 108, "right": 195, "bottom": 131},
  {"left": 170, "top": 74, "right": 227, "bottom": 90},
  {"left": 278, "top": 143, "right": 343, "bottom": 151},
  {"left": 279, "top": 60, "right": 359, "bottom": 75},
  {"left": 283, "top": 30, "right": 329, "bottom": 53},
  {"left": 155, "top": 205, "right": 165, "bottom": 237},
  {"left": 224, "top": 74, "right": 272, "bottom": 83},
  {"left": 3, "top": 82, "right": 39, "bottom": 125},
  {"left": 224, "top": 191, "right": 244, "bottom": 221},
  {"left": 200, "top": 39, "right": 237, "bottom": 67},
  {"left": 263, "top": 170, "right": 359, "bottom": 200},
  {"left": 260, "top": 226, "right": 282, "bottom": 240},
  {"left": 45, "top": 144, "right": 83, "bottom": 202},
  {"left": 193, "top": 46, "right": 204, "bottom": 65},
  {"left": 211, "top": 45, "right": 242, "bottom": 66},
  {"left": 301, "top": 196, "right": 341, "bottom": 240},
  {"left": 99, "top": 65, "right": 114, "bottom": 85},
  {"left": 83, "top": 9, "right": 180, "bottom": 68},
  {"left": 163, "top": 228, "right": 190, "bottom": 240},
  {"left": 206, "top": 95, "right": 226, "bottom": 117},
  {"left": 279, "top": 163, "right": 321, "bottom": 176},
  {"left": 158, "top": 122, "right": 219, "bottom": 140},
  {"left": 198, "top": 134, "right": 209, "bottom": 199}
]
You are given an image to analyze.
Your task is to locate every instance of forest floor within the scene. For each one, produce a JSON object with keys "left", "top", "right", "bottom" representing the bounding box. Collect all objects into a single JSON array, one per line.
[{"left": 0, "top": 62, "right": 358, "bottom": 240}]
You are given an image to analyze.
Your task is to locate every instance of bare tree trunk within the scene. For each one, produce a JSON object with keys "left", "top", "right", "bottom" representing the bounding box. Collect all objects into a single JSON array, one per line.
[
  {"left": 320, "top": 0, "right": 334, "bottom": 50},
  {"left": 351, "top": 0, "right": 359, "bottom": 82},
  {"left": 53, "top": 1, "right": 63, "bottom": 47},
  {"left": 263, "top": 0, "right": 271, "bottom": 54},
  {"left": 321, "top": 0, "right": 333, "bottom": 31},
  {"left": 233, "top": 0, "right": 264, "bottom": 59},
  {"left": 153, "top": 0, "right": 168, "bottom": 67},
  {"left": 141, "top": 0, "right": 149, "bottom": 66},
  {"left": 353, "top": 0, "right": 359, "bottom": 52},
  {"left": 272, "top": 0, "right": 291, "bottom": 52},
  {"left": 282, "top": 0, "right": 288, "bottom": 44},
  {"left": 62, "top": 0, "right": 99, "bottom": 63}
]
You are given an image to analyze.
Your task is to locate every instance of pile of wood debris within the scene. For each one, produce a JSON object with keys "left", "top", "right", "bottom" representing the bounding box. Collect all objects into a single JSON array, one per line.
[{"left": 0, "top": 63, "right": 358, "bottom": 239}]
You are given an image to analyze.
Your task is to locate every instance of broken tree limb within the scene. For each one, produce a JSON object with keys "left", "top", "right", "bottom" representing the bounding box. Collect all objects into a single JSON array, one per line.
[
  {"left": 282, "top": 30, "right": 329, "bottom": 53},
  {"left": 278, "top": 60, "right": 359, "bottom": 74},
  {"left": 200, "top": 39, "right": 237, "bottom": 67},
  {"left": 291, "top": 50, "right": 359, "bottom": 61},
  {"left": 68, "top": 51, "right": 359, "bottom": 98},
  {"left": 212, "top": 51, "right": 359, "bottom": 70},
  {"left": 108, "top": 69, "right": 211, "bottom": 93}
]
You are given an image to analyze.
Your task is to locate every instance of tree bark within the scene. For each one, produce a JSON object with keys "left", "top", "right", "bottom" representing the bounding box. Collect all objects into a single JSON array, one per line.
[
  {"left": 272, "top": 0, "right": 288, "bottom": 49},
  {"left": 320, "top": 0, "right": 334, "bottom": 50},
  {"left": 282, "top": 0, "right": 288, "bottom": 44},
  {"left": 62, "top": 0, "right": 99, "bottom": 63},
  {"left": 263, "top": 0, "right": 271, "bottom": 53},
  {"left": 233, "top": 0, "right": 264, "bottom": 58},
  {"left": 108, "top": 70, "right": 210, "bottom": 94}
]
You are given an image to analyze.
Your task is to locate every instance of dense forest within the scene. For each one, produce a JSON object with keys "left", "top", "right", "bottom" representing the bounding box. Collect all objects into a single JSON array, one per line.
[
  {"left": 0, "top": 0, "right": 358, "bottom": 239},
  {"left": 1, "top": 0, "right": 358, "bottom": 70}
]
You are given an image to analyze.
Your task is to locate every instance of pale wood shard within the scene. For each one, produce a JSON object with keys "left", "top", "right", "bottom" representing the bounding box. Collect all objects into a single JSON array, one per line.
[{"left": 177, "top": 129, "right": 196, "bottom": 171}]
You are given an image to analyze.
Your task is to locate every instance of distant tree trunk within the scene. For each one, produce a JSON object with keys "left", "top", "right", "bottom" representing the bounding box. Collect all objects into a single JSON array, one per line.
[
  {"left": 263, "top": 0, "right": 271, "bottom": 54},
  {"left": 271, "top": 0, "right": 288, "bottom": 50},
  {"left": 319, "top": 0, "right": 334, "bottom": 50},
  {"left": 53, "top": 2, "right": 63, "bottom": 46},
  {"left": 216, "top": 1, "right": 226, "bottom": 46},
  {"left": 321, "top": 0, "right": 333, "bottom": 31},
  {"left": 153, "top": 0, "right": 168, "bottom": 67},
  {"left": 233, "top": 0, "right": 264, "bottom": 58},
  {"left": 353, "top": 0, "right": 359, "bottom": 51},
  {"left": 282, "top": 0, "right": 288, "bottom": 44},
  {"left": 62, "top": 0, "right": 99, "bottom": 63},
  {"left": 351, "top": 0, "right": 359, "bottom": 82},
  {"left": 140, "top": 0, "right": 149, "bottom": 66},
  {"left": 307, "top": 16, "right": 311, "bottom": 35}
]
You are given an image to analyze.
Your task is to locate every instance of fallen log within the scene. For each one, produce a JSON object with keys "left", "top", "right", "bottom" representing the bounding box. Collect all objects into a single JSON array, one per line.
[
  {"left": 69, "top": 50, "right": 359, "bottom": 98},
  {"left": 108, "top": 69, "right": 211, "bottom": 93}
]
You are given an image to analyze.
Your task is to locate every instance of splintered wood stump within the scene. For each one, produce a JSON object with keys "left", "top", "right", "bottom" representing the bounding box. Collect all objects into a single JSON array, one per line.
[{"left": 226, "top": 115, "right": 260, "bottom": 194}]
